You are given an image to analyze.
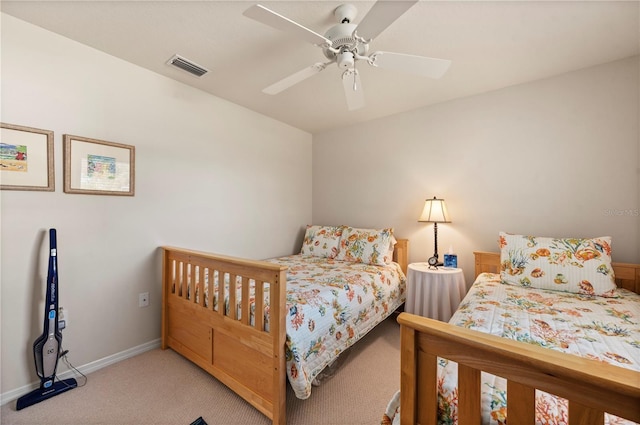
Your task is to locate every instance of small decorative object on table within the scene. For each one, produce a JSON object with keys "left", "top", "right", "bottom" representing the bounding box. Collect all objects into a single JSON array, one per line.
[{"left": 444, "top": 246, "right": 457, "bottom": 268}]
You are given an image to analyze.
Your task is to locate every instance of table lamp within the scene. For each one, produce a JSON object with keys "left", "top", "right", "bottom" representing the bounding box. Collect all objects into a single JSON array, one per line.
[{"left": 418, "top": 197, "right": 451, "bottom": 268}]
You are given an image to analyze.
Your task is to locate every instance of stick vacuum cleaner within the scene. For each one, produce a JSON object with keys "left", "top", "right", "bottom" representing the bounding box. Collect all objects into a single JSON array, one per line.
[{"left": 16, "top": 229, "right": 77, "bottom": 410}]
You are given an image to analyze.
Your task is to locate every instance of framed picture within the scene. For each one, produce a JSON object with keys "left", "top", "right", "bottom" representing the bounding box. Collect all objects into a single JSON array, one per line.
[
  {"left": 63, "top": 134, "right": 135, "bottom": 196},
  {"left": 1, "top": 123, "right": 55, "bottom": 191}
]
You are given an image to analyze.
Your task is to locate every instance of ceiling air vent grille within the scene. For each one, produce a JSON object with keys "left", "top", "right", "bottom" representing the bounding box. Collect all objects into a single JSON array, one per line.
[{"left": 167, "top": 54, "right": 209, "bottom": 77}]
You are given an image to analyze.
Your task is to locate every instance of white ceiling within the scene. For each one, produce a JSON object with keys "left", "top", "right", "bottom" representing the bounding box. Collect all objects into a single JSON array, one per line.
[{"left": 2, "top": 1, "right": 639, "bottom": 133}]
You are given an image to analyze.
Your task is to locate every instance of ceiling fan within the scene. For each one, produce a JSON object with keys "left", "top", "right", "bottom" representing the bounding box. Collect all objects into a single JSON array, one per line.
[{"left": 243, "top": 1, "right": 451, "bottom": 111}]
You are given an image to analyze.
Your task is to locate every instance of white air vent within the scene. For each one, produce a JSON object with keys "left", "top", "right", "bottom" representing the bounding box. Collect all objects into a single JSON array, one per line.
[{"left": 166, "top": 54, "right": 209, "bottom": 77}]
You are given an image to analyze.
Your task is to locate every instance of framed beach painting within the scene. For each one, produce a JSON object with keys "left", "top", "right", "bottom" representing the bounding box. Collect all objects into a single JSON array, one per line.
[
  {"left": 0, "top": 123, "right": 55, "bottom": 191},
  {"left": 63, "top": 134, "right": 135, "bottom": 196}
]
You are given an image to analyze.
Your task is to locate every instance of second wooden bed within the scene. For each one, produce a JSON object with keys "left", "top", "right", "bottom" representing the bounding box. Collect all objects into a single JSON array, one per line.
[
  {"left": 161, "top": 238, "right": 408, "bottom": 425},
  {"left": 396, "top": 251, "right": 640, "bottom": 425}
]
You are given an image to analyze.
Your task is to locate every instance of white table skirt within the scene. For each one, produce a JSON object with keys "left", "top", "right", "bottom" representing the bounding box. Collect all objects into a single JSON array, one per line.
[{"left": 405, "top": 263, "right": 467, "bottom": 322}]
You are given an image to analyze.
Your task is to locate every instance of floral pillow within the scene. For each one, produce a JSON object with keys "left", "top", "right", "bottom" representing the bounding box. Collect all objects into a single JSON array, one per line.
[
  {"left": 335, "top": 227, "right": 394, "bottom": 266},
  {"left": 498, "top": 232, "right": 617, "bottom": 297},
  {"left": 300, "top": 225, "right": 345, "bottom": 258}
]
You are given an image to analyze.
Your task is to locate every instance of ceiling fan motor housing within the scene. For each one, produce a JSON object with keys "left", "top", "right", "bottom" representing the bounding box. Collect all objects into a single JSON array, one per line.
[{"left": 322, "top": 23, "right": 369, "bottom": 61}]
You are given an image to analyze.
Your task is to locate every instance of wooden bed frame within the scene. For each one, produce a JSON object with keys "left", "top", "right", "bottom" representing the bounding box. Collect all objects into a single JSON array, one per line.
[
  {"left": 398, "top": 251, "right": 640, "bottom": 425},
  {"left": 161, "top": 239, "right": 408, "bottom": 425}
]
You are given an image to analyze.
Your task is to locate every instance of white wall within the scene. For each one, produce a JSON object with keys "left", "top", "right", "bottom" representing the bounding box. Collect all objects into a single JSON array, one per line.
[
  {"left": 313, "top": 56, "right": 640, "bottom": 285},
  {"left": 0, "top": 14, "right": 312, "bottom": 396}
]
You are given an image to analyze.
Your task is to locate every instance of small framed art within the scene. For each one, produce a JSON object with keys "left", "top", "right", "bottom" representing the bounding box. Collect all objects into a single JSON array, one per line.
[
  {"left": 63, "top": 134, "right": 135, "bottom": 196},
  {"left": 1, "top": 123, "right": 55, "bottom": 191}
]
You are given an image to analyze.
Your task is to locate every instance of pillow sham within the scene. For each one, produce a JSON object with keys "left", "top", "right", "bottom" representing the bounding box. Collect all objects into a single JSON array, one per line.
[
  {"left": 300, "top": 225, "right": 345, "bottom": 258},
  {"left": 499, "top": 231, "right": 617, "bottom": 297},
  {"left": 335, "top": 227, "right": 394, "bottom": 266}
]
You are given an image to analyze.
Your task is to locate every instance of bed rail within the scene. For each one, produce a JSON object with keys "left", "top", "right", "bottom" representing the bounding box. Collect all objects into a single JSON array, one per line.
[{"left": 398, "top": 312, "right": 640, "bottom": 425}]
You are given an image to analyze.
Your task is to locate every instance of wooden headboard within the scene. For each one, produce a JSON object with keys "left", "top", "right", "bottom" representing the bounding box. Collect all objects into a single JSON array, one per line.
[
  {"left": 393, "top": 239, "right": 409, "bottom": 275},
  {"left": 474, "top": 251, "right": 640, "bottom": 294}
]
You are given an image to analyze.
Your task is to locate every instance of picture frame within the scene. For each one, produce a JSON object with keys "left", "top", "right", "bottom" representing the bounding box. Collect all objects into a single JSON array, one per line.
[
  {"left": 63, "top": 134, "right": 135, "bottom": 196},
  {"left": 1, "top": 123, "right": 55, "bottom": 191}
]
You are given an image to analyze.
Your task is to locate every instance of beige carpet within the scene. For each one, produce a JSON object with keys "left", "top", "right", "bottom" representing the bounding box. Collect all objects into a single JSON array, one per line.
[{"left": 1, "top": 315, "right": 400, "bottom": 425}]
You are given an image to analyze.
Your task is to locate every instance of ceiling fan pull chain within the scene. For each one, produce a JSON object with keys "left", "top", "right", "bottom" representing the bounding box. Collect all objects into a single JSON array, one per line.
[
  {"left": 352, "top": 59, "right": 357, "bottom": 91},
  {"left": 353, "top": 64, "right": 358, "bottom": 91}
]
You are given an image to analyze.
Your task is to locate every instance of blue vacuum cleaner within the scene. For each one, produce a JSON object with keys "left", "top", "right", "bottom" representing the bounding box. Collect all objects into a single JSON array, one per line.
[{"left": 16, "top": 229, "right": 77, "bottom": 410}]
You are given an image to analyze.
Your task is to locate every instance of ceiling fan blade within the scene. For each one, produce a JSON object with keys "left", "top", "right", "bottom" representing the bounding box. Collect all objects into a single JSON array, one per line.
[
  {"left": 243, "top": 4, "right": 331, "bottom": 46},
  {"left": 370, "top": 52, "right": 451, "bottom": 79},
  {"left": 341, "top": 69, "right": 365, "bottom": 111},
  {"left": 263, "top": 62, "right": 329, "bottom": 95},
  {"left": 354, "top": 0, "right": 418, "bottom": 41}
]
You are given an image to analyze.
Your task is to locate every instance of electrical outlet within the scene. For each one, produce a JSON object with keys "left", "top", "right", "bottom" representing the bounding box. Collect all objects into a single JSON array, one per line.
[{"left": 139, "top": 292, "right": 149, "bottom": 307}]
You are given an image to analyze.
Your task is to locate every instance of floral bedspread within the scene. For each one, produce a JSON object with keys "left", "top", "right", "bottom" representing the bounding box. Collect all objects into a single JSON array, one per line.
[
  {"left": 383, "top": 273, "right": 640, "bottom": 425},
  {"left": 267, "top": 255, "right": 406, "bottom": 399}
]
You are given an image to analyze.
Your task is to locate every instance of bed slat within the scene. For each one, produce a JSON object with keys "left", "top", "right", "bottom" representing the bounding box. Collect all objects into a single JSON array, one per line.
[
  {"left": 457, "top": 364, "right": 481, "bottom": 425},
  {"left": 241, "top": 276, "right": 250, "bottom": 325},
  {"left": 180, "top": 261, "right": 187, "bottom": 298},
  {"left": 216, "top": 268, "right": 224, "bottom": 313},
  {"left": 254, "top": 280, "right": 265, "bottom": 332},
  {"left": 228, "top": 273, "right": 237, "bottom": 320},
  {"left": 506, "top": 381, "right": 535, "bottom": 424},
  {"left": 568, "top": 402, "right": 604, "bottom": 425},
  {"left": 206, "top": 268, "right": 214, "bottom": 310}
]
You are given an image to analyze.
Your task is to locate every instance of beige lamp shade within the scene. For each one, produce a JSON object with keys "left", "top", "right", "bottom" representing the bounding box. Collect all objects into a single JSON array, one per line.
[{"left": 418, "top": 197, "right": 451, "bottom": 223}]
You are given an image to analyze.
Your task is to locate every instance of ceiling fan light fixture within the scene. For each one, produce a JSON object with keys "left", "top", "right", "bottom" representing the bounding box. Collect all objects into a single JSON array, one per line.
[{"left": 337, "top": 51, "right": 355, "bottom": 69}]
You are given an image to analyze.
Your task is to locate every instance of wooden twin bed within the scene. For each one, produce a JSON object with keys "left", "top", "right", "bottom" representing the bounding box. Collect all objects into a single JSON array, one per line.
[
  {"left": 397, "top": 251, "right": 640, "bottom": 425},
  {"left": 161, "top": 239, "right": 408, "bottom": 425}
]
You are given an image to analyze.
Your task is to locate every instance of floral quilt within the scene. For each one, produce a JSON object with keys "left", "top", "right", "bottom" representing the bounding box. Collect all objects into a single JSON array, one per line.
[
  {"left": 383, "top": 273, "right": 640, "bottom": 425},
  {"left": 268, "top": 255, "right": 406, "bottom": 399}
]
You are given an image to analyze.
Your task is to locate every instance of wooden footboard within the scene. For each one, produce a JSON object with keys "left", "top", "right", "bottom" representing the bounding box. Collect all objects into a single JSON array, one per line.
[
  {"left": 161, "top": 247, "right": 288, "bottom": 424},
  {"left": 398, "top": 313, "right": 640, "bottom": 425}
]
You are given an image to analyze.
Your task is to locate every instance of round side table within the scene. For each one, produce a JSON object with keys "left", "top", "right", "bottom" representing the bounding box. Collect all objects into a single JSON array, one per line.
[{"left": 405, "top": 262, "right": 467, "bottom": 322}]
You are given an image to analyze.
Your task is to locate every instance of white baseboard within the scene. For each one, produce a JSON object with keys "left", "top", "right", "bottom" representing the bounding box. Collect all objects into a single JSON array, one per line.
[{"left": 1, "top": 338, "right": 161, "bottom": 406}]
